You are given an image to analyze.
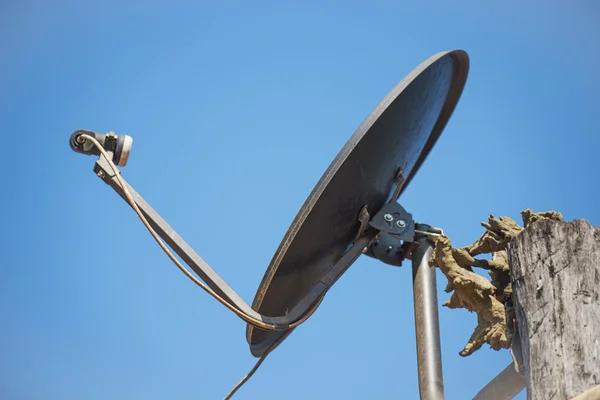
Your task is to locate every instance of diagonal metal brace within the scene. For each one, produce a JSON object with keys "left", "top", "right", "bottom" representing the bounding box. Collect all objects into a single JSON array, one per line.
[{"left": 92, "top": 156, "right": 376, "bottom": 332}]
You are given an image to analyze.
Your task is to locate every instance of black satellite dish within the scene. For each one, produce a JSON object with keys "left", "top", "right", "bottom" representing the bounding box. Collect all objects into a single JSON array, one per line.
[
  {"left": 68, "top": 50, "right": 521, "bottom": 399},
  {"left": 247, "top": 50, "right": 469, "bottom": 357}
]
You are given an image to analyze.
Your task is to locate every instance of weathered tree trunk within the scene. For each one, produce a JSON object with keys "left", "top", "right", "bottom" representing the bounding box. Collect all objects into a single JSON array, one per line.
[{"left": 508, "top": 219, "right": 600, "bottom": 400}]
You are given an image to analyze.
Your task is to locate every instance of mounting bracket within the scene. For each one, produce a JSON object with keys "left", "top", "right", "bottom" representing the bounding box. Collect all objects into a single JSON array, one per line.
[{"left": 363, "top": 202, "right": 415, "bottom": 267}]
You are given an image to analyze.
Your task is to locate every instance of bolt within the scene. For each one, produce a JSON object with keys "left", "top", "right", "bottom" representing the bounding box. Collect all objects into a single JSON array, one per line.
[
  {"left": 384, "top": 213, "right": 394, "bottom": 222},
  {"left": 396, "top": 220, "right": 406, "bottom": 228},
  {"left": 386, "top": 246, "right": 393, "bottom": 253},
  {"left": 394, "top": 168, "right": 405, "bottom": 184},
  {"left": 106, "top": 131, "right": 116, "bottom": 139},
  {"left": 358, "top": 206, "right": 369, "bottom": 222},
  {"left": 97, "top": 170, "right": 106, "bottom": 178},
  {"left": 76, "top": 135, "right": 86, "bottom": 144}
]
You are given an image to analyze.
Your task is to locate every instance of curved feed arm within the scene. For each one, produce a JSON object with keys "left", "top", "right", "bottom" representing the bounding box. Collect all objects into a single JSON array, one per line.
[{"left": 89, "top": 154, "right": 375, "bottom": 330}]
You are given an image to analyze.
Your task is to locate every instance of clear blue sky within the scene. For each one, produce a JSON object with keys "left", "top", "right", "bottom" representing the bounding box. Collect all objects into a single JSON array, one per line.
[{"left": 2, "top": 1, "right": 599, "bottom": 399}]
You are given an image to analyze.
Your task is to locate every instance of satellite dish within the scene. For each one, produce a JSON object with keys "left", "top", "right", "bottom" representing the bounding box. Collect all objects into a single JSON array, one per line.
[
  {"left": 247, "top": 50, "right": 469, "bottom": 357},
  {"left": 70, "top": 50, "right": 530, "bottom": 400}
]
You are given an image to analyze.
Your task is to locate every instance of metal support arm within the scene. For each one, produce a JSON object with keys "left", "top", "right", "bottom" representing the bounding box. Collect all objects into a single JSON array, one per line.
[
  {"left": 412, "top": 224, "right": 444, "bottom": 400},
  {"left": 93, "top": 157, "right": 374, "bottom": 330}
]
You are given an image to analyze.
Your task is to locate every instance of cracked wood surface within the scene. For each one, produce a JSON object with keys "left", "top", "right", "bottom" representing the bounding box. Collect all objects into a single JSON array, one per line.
[{"left": 509, "top": 219, "right": 600, "bottom": 400}]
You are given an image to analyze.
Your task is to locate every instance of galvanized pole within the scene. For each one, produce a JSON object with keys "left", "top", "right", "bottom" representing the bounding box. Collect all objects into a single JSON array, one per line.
[{"left": 412, "top": 224, "right": 444, "bottom": 400}]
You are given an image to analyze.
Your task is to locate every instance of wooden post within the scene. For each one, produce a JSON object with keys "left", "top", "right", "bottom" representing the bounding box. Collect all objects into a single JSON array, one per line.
[{"left": 508, "top": 219, "right": 600, "bottom": 399}]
